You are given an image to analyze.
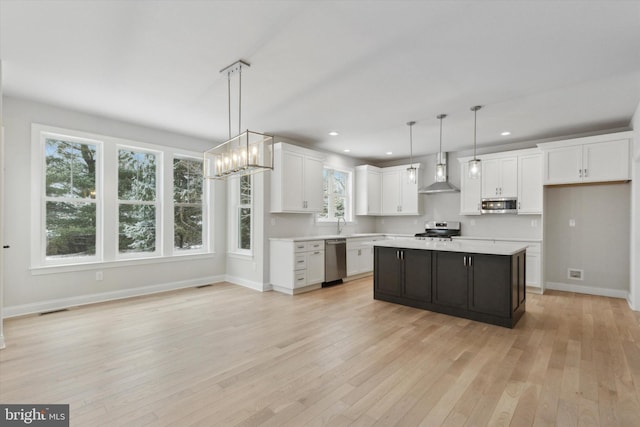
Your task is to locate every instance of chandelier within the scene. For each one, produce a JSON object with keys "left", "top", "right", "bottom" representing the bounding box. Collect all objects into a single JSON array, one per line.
[{"left": 204, "top": 60, "right": 274, "bottom": 179}]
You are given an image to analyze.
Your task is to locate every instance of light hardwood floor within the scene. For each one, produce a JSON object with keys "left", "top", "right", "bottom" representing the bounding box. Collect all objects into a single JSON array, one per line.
[{"left": 1, "top": 278, "right": 640, "bottom": 426}]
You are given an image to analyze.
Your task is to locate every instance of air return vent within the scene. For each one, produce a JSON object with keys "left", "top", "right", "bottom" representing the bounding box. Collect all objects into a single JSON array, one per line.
[{"left": 568, "top": 269, "right": 584, "bottom": 280}]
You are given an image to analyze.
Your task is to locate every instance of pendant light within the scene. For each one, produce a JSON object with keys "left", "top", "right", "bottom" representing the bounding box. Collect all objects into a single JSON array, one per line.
[
  {"left": 204, "top": 59, "right": 274, "bottom": 180},
  {"left": 468, "top": 105, "right": 482, "bottom": 179},
  {"left": 406, "top": 121, "right": 417, "bottom": 184},
  {"left": 435, "top": 114, "right": 447, "bottom": 182}
]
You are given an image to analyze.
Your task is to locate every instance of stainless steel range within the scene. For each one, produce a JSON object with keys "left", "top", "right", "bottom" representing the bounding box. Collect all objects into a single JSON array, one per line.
[{"left": 414, "top": 221, "right": 461, "bottom": 241}]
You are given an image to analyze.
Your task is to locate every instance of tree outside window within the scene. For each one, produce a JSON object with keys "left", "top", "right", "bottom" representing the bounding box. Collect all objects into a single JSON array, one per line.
[
  {"left": 238, "top": 174, "right": 252, "bottom": 251},
  {"left": 319, "top": 168, "right": 350, "bottom": 221},
  {"left": 174, "top": 158, "right": 204, "bottom": 250},
  {"left": 45, "top": 138, "right": 98, "bottom": 258},
  {"left": 118, "top": 149, "right": 157, "bottom": 254}
]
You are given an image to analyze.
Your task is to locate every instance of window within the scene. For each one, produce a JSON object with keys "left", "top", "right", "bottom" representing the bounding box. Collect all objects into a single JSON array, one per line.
[
  {"left": 319, "top": 167, "right": 351, "bottom": 221},
  {"left": 44, "top": 137, "right": 100, "bottom": 260},
  {"left": 238, "top": 175, "right": 252, "bottom": 251},
  {"left": 174, "top": 157, "right": 204, "bottom": 251},
  {"left": 118, "top": 148, "right": 158, "bottom": 255},
  {"left": 32, "top": 124, "right": 212, "bottom": 268}
]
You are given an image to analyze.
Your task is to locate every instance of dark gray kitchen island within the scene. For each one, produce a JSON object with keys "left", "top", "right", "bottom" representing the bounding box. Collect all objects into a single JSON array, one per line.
[{"left": 373, "top": 239, "right": 527, "bottom": 328}]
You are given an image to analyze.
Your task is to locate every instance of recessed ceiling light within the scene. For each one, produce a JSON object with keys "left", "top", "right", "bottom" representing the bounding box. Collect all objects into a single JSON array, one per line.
[
  {"left": 386, "top": 151, "right": 393, "bottom": 155},
  {"left": 501, "top": 131, "right": 511, "bottom": 136},
  {"left": 343, "top": 149, "right": 351, "bottom": 153},
  {"left": 328, "top": 131, "right": 339, "bottom": 136}
]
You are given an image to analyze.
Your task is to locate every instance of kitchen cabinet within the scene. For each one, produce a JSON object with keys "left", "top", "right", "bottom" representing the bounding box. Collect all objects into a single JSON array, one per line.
[
  {"left": 374, "top": 246, "right": 432, "bottom": 302},
  {"left": 481, "top": 157, "right": 517, "bottom": 198},
  {"left": 459, "top": 159, "right": 482, "bottom": 215},
  {"left": 381, "top": 165, "right": 421, "bottom": 215},
  {"left": 270, "top": 239, "right": 325, "bottom": 294},
  {"left": 517, "top": 153, "right": 542, "bottom": 214},
  {"left": 355, "top": 165, "right": 381, "bottom": 215},
  {"left": 346, "top": 236, "right": 382, "bottom": 276},
  {"left": 374, "top": 243, "right": 526, "bottom": 328},
  {"left": 271, "top": 142, "right": 324, "bottom": 213},
  {"left": 540, "top": 134, "right": 631, "bottom": 185}
]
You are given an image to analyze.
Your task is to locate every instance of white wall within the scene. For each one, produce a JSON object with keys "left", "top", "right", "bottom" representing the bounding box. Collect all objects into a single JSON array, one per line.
[
  {"left": 630, "top": 101, "right": 640, "bottom": 310},
  {"left": 2, "top": 97, "right": 227, "bottom": 317},
  {"left": 0, "top": 61, "right": 5, "bottom": 348}
]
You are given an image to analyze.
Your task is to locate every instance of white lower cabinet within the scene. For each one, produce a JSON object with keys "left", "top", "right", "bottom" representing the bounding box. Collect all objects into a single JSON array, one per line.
[
  {"left": 270, "top": 240, "right": 325, "bottom": 294},
  {"left": 347, "top": 236, "right": 381, "bottom": 276}
]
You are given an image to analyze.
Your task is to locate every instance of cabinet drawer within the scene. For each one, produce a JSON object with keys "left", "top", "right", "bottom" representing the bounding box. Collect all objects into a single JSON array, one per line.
[
  {"left": 294, "top": 255, "right": 307, "bottom": 270},
  {"left": 294, "top": 271, "right": 307, "bottom": 288},
  {"left": 306, "top": 240, "right": 324, "bottom": 251},
  {"left": 294, "top": 242, "right": 307, "bottom": 252}
]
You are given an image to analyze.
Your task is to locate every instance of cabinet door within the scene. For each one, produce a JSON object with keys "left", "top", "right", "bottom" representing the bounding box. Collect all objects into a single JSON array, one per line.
[
  {"left": 460, "top": 161, "right": 481, "bottom": 215},
  {"left": 306, "top": 250, "right": 325, "bottom": 285},
  {"left": 361, "top": 246, "right": 374, "bottom": 273},
  {"left": 500, "top": 158, "right": 518, "bottom": 198},
  {"left": 583, "top": 139, "right": 630, "bottom": 183},
  {"left": 468, "top": 253, "right": 510, "bottom": 318},
  {"left": 347, "top": 248, "right": 359, "bottom": 276},
  {"left": 544, "top": 146, "right": 582, "bottom": 184},
  {"left": 281, "top": 151, "right": 305, "bottom": 210},
  {"left": 303, "top": 156, "right": 324, "bottom": 212},
  {"left": 381, "top": 171, "right": 400, "bottom": 215},
  {"left": 403, "top": 249, "right": 431, "bottom": 302},
  {"left": 525, "top": 252, "right": 540, "bottom": 287},
  {"left": 517, "top": 154, "right": 542, "bottom": 214},
  {"left": 374, "top": 247, "right": 401, "bottom": 296},
  {"left": 400, "top": 169, "right": 419, "bottom": 214},
  {"left": 367, "top": 171, "right": 381, "bottom": 215},
  {"left": 433, "top": 251, "right": 468, "bottom": 309},
  {"left": 481, "top": 158, "right": 501, "bottom": 198}
]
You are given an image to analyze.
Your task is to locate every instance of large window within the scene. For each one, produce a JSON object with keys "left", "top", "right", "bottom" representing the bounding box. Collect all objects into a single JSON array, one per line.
[
  {"left": 319, "top": 167, "right": 351, "bottom": 221},
  {"left": 174, "top": 157, "right": 204, "bottom": 251},
  {"left": 44, "top": 137, "right": 99, "bottom": 260},
  {"left": 118, "top": 149, "right": 158, "bottom": 255},
  {"left": 33, "top": 124, "right": 212, "bottom": 268}
]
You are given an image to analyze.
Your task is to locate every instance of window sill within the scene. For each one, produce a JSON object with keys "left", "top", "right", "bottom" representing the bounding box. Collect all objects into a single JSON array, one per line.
[
  {"left": 30, "top": 252, "right": 217, "bottom": 275},
  {"left": 227, "top": 251, "right": 253, "bottom": 260}
]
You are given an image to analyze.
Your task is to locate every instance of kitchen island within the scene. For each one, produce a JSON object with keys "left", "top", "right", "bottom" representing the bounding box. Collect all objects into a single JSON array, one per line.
[{"left": 373, "top": 239, "right": 527, "bottom": 328}]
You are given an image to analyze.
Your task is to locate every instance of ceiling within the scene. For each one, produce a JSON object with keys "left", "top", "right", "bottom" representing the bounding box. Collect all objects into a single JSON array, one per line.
[{"left": 1, "top": 1, "right": 639, "bottom": 163}]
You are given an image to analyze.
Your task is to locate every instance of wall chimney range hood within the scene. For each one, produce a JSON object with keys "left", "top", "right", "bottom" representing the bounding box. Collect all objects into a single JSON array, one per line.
[{"left": 418, "top": 152, "right": 460, "bottom": 194}]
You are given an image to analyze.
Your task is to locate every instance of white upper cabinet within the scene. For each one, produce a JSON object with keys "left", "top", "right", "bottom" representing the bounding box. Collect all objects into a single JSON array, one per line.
[
  {"left": 381, "top": 165, "right": 420, "bottom": 215},
  {"left": 355, "top": 165, "right": 381, "bottom": 215},
  {"left": 459, "top": 160, "right": 482, "bottom": 215},
  {"left": 271, "top": 142, "right": 325, "bottom": 213},
  {"left": 481, "top": 157, "right": 517, "bottom": 198},
  {"left": 539, "top": 133, "right": 631, "bottom": 185},
  {"left": 517, "top": 153, "right": 542, "bottom": 214}
]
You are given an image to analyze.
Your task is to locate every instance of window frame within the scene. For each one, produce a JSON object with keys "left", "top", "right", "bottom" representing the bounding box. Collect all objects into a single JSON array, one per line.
[
  {"left": 317, "top": 166, "right": 353, "bottom": 223},
  {"left": 227, "top": 174, "right": 253, "bottom": 257},
  {"left": 172, "top": 155, "right": 206, "bottom": 254},
  {"left": 31, "top": 123, "right": 213, "bottom": 270}
]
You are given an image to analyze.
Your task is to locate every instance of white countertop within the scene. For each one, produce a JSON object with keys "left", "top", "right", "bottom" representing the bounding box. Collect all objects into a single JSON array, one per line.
[
  {"left": 453, "top": 236, "right": 542, "bottom": 243},
  {"left": 270, "top": 233, "right": 405, "bottom": 242},
  {"left": 374, "top": 238, "right": 528, "bottom": 255}
]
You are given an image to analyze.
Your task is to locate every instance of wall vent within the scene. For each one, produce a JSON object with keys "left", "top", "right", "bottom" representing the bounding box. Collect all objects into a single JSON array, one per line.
[{"left": 568, "top": 268, "right": 584, "bottom": 280}]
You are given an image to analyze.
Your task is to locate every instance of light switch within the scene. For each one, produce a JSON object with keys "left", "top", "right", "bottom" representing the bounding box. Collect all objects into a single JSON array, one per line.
[{"left": 569, "top": 219, "right": 576, "bottom": 227}]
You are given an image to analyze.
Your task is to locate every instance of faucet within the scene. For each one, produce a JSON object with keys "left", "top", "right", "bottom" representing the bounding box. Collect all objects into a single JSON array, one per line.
[{"left": 337, "top": 216, "right": 346, "bottom": 235}]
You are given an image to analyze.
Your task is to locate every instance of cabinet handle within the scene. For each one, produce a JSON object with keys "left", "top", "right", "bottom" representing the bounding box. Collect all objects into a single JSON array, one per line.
[
  {"left": 469, "top": 256, "right": 472, "bottom": 267},
  {"left": 401, "top": 251, "right": 404, "bottom": 260},
  {"left": 584, "top": 168, "right": 588, "bottom": 177},
  {"left": 396, "top": 250, "right": 400, "bottom": 260},
  {"left": 358, "top": 249, "right": 361, "bottom": 256},
  {"left": 297, "top": 277, "right": 305, "bottom": 281},
  {"left": 518, "top": 202, "right": 521, "bottom": 209},
  {"left": 463, "top": 256, "right": 467, "bottom": 266},
  {"left": 578, "top": 169, "right": 582, "bottom": 178},
  {"left": 297, "top": 260, "right": 305, "bottom": 264},
  {"left": 313, "top": 251, "right": 320, "bottom": 255}
]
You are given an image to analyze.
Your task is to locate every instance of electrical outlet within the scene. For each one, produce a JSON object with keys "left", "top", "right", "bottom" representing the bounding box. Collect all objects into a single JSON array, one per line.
[
  {"left": 531, "top": 219, "right": 538, "bottom": 227},
  {"left": 96, "top": 271, "right": 103, "bottom": 281},
  {"left": 569, "top": 219, "right": 576, "bottom": 227},
  {"left": 270, "top": 217, "right": 276, "bottom": 226}
]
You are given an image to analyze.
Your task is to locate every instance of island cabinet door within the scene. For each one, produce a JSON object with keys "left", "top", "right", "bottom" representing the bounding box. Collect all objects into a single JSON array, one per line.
[
  {"left": 402, "top": 249, "right": 432, "bottom": 302},
  {"left": 374, "top": 247, "right": 402, "bottom": 296},
  {"left": 433, "top": 251, "right": 468, "bottom": 309},
  {"left": 468, "top": 254, "right": 511, "bottom": 318}
]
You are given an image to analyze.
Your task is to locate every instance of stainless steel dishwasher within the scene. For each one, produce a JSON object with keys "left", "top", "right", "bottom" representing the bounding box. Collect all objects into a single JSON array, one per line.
[{"left": 324, "top": 238, "right": 347, "bottom": 285}]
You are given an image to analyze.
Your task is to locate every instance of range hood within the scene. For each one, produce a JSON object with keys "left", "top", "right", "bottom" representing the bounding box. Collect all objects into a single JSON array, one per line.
[{"left": 418, "top": 152, "right": 460, "bottom": 194}]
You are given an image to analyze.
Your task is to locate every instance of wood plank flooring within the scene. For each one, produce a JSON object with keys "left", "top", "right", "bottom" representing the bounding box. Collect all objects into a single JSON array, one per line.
[{"left": 1, "top": 278, "right": 640, "bottom": 426}]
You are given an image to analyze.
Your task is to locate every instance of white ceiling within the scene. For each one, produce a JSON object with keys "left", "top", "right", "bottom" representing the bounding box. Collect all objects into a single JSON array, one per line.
[{"left": 1, "top": 1, "right": 639, "bottom": 163}]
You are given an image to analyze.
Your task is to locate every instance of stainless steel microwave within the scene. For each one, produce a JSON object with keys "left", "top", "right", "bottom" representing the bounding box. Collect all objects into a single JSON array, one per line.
[{"left": 481, "top": 197, "right": 517, "bottom": 214}]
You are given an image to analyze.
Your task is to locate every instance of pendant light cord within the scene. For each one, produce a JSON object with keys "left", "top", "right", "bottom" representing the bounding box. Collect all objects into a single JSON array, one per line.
[
  {"left": 409, "top": 124, "right": 413, "bottom": 165},
  {"left": 238, "top": 65, "right": 242, "bottom": 136},
  {"left": 473, "top": 108, "right": 477, "bottom": 159},
  {"left": 227, "top": 72, "right": 231, "bottom": 139}
]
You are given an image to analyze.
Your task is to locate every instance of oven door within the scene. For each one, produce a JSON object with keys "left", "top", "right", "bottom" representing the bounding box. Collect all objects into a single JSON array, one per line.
[{"left": 481, "top": 198, "right": 518, "bottom": 214}]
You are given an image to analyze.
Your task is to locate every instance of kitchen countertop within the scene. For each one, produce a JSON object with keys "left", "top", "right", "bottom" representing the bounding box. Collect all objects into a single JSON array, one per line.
[
  {"left": 374, "top": 238, "right": 528, "bottom": 256},
  {"left": 453, "top": 236, "right": 542, "bottom": 243},
  {"left": 269, "top": 233, "right": 400, "bottom": 242}
]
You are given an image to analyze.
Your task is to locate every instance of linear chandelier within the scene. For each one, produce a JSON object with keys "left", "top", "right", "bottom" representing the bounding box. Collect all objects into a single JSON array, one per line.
[{"left": 204, "top": 60, "right": 274, "bottom": 179}]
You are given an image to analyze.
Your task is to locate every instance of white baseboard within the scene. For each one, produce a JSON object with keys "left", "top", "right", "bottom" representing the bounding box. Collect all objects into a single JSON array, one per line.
[
  {"left": 545, "top": 281, "right": 629, "bottom": 300},
  {"left": 3, "top": 275, "right": 226, "bottom": 318},
  {"left": 225, "top": 275, "right": 272, "bottom": 292}
]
